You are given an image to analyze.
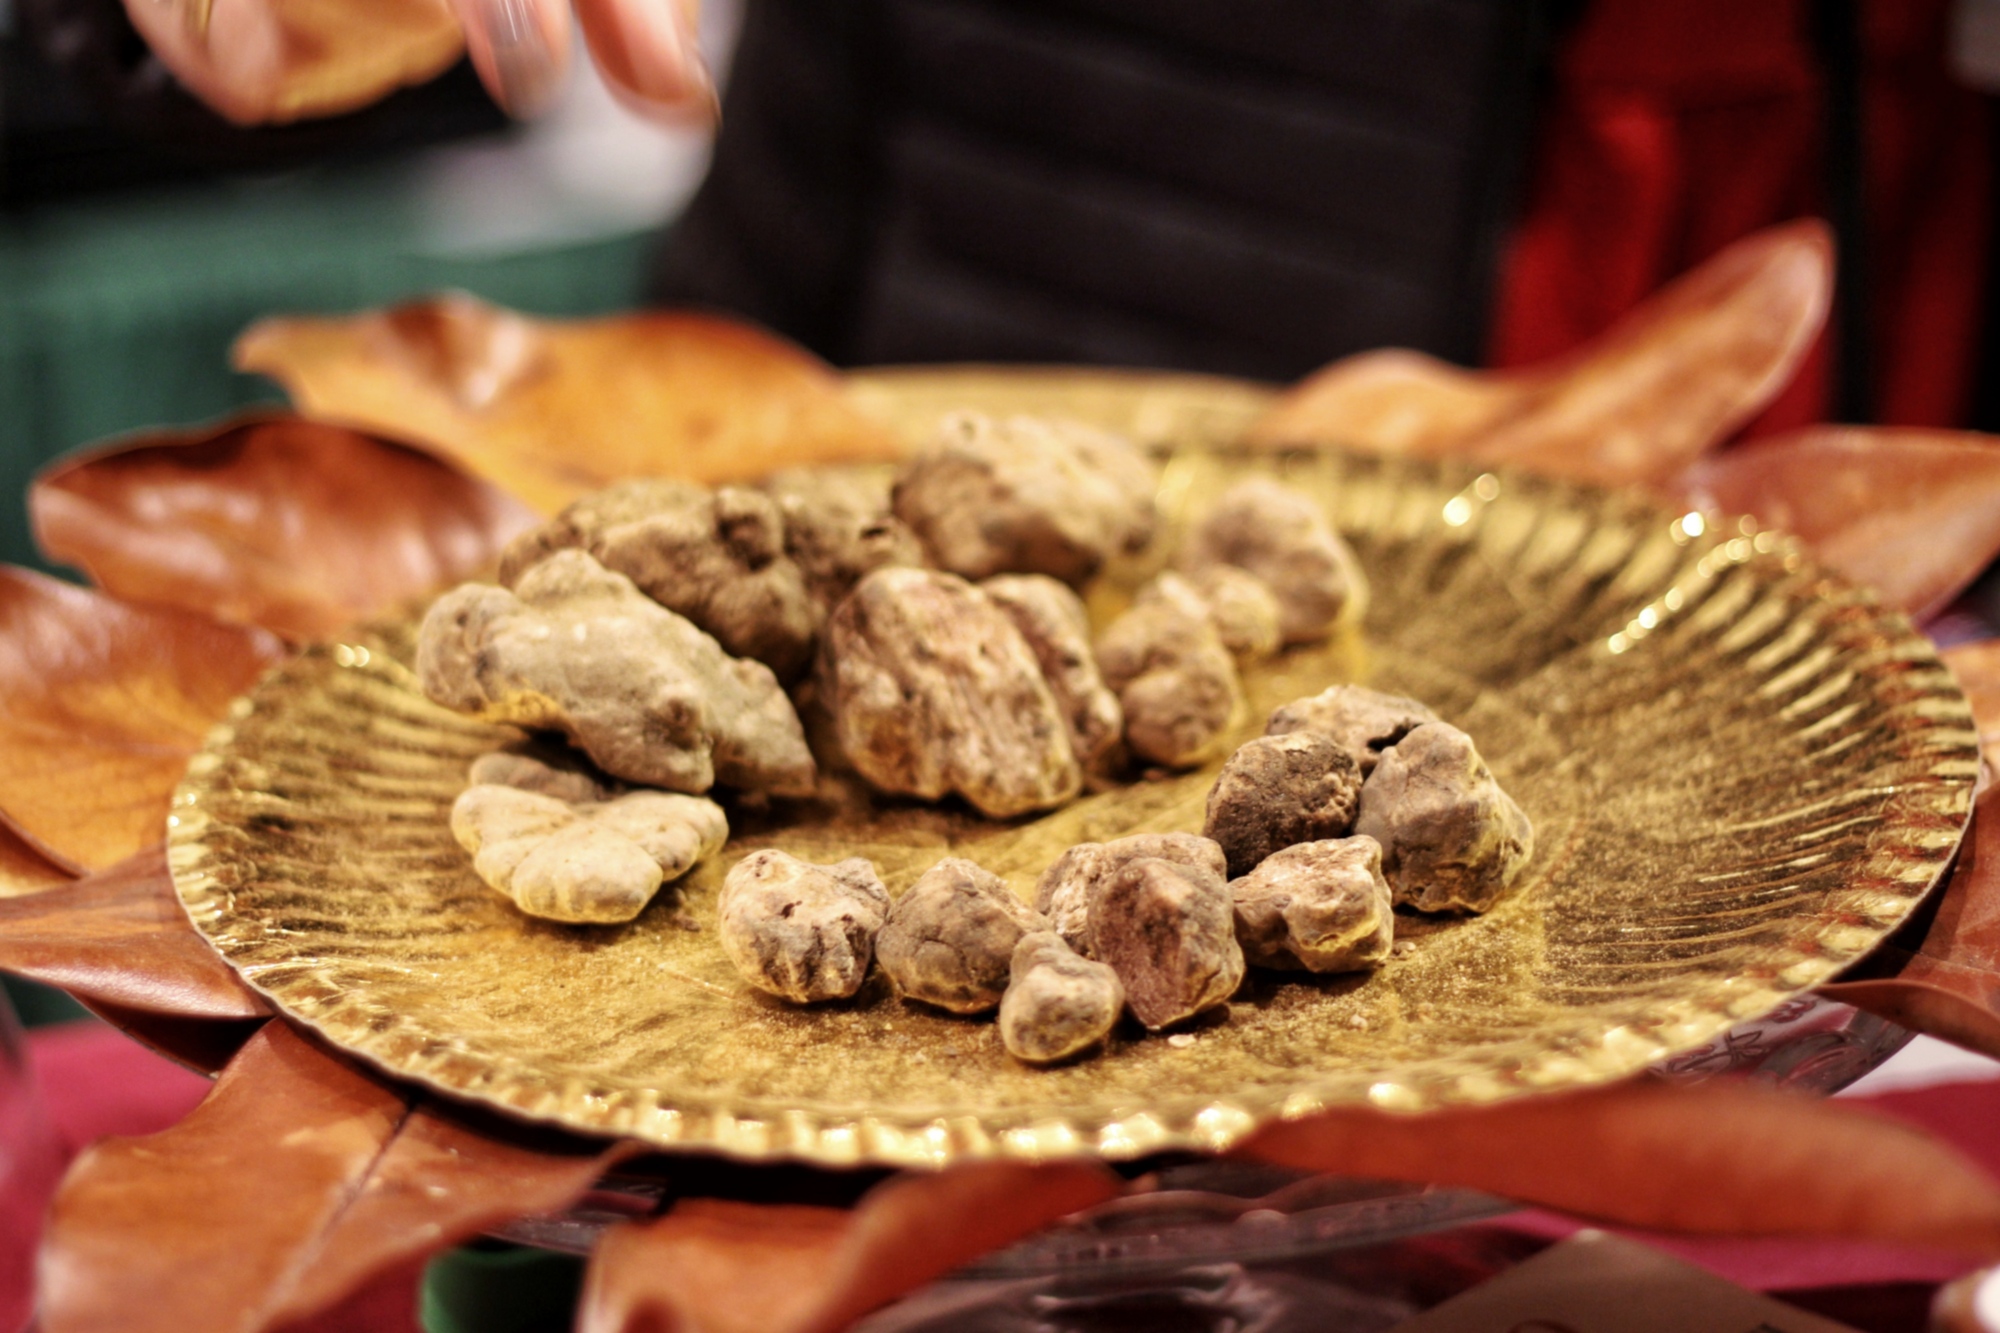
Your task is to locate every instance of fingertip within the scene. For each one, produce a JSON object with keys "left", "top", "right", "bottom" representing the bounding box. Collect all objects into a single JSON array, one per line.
[
  {"left": 455, "top": 0, "right": 572, "bottom": 119},
  {"left": 573, "top": 0, "right": 716, "bottom": 124}
]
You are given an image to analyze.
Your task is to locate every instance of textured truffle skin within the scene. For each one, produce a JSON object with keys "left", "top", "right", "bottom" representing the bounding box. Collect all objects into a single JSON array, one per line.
[
  {"left": 982, "top": 573, "right": 1125, "bottom": 781},
  {"left": 999, "top": 932, "right": 1124, "bottom": 1064},
  {"left": 718, "top": 850, "right": 890, "bottom": 1003},
  {"left": 418, "top": 550, "right": 816, "bottom": 797},
  {"left": 892, "top": 411, "right": 1158, "bottom": 586},
  {"left": 1033, "top": 832, "right": 1229, "bottom": 956},
  {"left": 1203, "top": 732, "right": 1363, "bottom": 878},
  {"left": 876, "top": 858, "right": 1047, "bottom": 1014},
  {"left": 1231, "top": 836, "right": 1393, "bottom": 973},
  {"left": 1182, "top": 478, "right": 1363, "bottom": 644},
  {"left": 761, "top": 467, "right": 926, "bottom": 616},
  {"left": 498, "top": 478, "right": 819, "bottom": 680},
  {"left": 1087, "top": 856, "right": 1244, "bottom": 1030},
  {"left": 820, "top": 567, "right": 1082, "bottom": 817},
  {"left": 1095, "top": 595, "right": 1242, "bottom": 769},
  {"left": 1266, "top": 684, "right": 1442, "bottom": 776},
  {"left": 467, "top": 740, "right": 621, "bottom": 804},
  {"left": 450, "top": 785, "right": 728, "bottom": 924},
  {"left": 1137, "top": 568, "right": 1282, "bottom": 661},
  {"left": 1355, "top": 722, "right": 1534, "bottom": 913}
]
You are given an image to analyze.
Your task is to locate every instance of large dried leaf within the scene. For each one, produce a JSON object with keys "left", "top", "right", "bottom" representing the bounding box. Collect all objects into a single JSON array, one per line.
[
  {"left": 1823, "top": 776, "right": 2000, "bottom": 1060},
  {"left": 40, "top": 1020, "right": 633, "bottom": 1333},
  {"left": 271, "top": 1108, "right": 640, "bottom": 1326},
  {"left": 76, "top": 1005, "right": 268, "bottom": 1076},
  {"left": 32, "top": 414, "right": 537, "bottom": 642},
  {"left": 233, "top": 293, "right": 907, "bottom": 514},
  {"left": 579, "top": 1162, "right": 1121, "bottom": 1333},
  {"left": 1945, "top": 640, "right": 2000, "bottom": 771},
  {"left": 122, "top": 0, "right": 463, "bottom": 126},
  {"left": 0, "top": 823, "right": 70, "bottom": 898},
  {"left": 0, "top": 845, "right": 266, "bottom": 1019},
  {"left": 1239, "top": 1078, "right": 2000, "bottom": 1255},
  {"left": 0, "top": 568, "right": 284, "bottom": 872},
  {"left": 1673, "top": 428, "right": 2000, "bottom": 620},
  {"left": 1248, "top": 220, "right": 1831, "bottom": 489}
]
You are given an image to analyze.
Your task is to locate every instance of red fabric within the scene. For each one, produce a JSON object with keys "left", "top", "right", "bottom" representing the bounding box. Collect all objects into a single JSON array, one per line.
[{"left": 1490, "top": 0, "right": 1990, "bottom": 433}]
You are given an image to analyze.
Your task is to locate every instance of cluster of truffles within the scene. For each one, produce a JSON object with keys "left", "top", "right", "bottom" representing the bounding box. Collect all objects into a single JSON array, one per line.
[
  {"left": 413, "top": 405, "right": 1536, "bottom": 1068},
  {"left": 714, "top": 685, "right": 1531, "bottom": 1065},
  {"left": 417, "top": 408, "right": 1370, "bottom": 922}
]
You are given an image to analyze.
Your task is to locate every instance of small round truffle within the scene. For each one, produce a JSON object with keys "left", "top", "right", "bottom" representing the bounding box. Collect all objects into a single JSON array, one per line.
[
  {"left": 1095, "top": 596, "right": 1242, "bottom": 770},
  {"left": 1231, "top": 836, "right": 1393, "bottom": 973},
  {"left": 999, "top": 932, "right": 1124, "bottom": 1064},
  {"left": 1033, "top": 833, "right": 1229, "bottom": 956},
  {"left": 1138, "top": 568, "right": 1282, "bottom": 661},
  {"left": 1181, "top": 478, "right": 1363, "bottom": 644},
  {"left": 1087, "top": 855, "right": 1244, "bottom": 1030},
  {"left": 1354, "top": 722, "right": 1533, "bottom": 914},
  {"left": 718, "top": 850, "right": 890, "bottom": 1002},
  {"left": 1266, "top": 684, "right": 1440, "bottom": 776},
  {"left": 876, "top": 858, "right": 1047, "bottom": 1014},
  {"left": 1203, "top": 731, "right": 1363, "bottom": 878}
]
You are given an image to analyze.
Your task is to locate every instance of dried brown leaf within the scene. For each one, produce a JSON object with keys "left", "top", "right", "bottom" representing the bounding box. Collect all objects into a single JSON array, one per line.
[
  {"left": 75, "top": 1005, "right": 268, "bottom": 1076},
  {"left": 579, "top": 1161, "right": 1121, "bottom": 1333},
  {"left": 0, "top": 568, "right": 285, "bottom": 871},
  {"left": 33, "top": 413, "right": 537, "bottom": 642},
  {"left": 41, "top": 1020, "right": 634, "bottom": 1333},
  {"left": 1823, "top": 779, "right": 2000, "bottom": 1060},
  {"left": 0, "top": 845, "right": 266, "bottom": 1019},
  {"left": 121, "top": 0, "right": 463, "bottom": 126},
  {"left": 272, "top": 1108, "right": 641, "bottom": 1326},
  {"left": 1945, "top": 640, "right": 2000, "bottom": 772},
  {"left": 1238, "top": 1078, "right": 2000, "bottom": 1255},
  {"left": 0, "top": 822, "right": 70, "bottom": 898},
  {"left": 233, "top": 293, "right": 907, "bottom": 515},
  {"left": 1671, "top": 428, "right": 2000, "bottom": 620},
  {"left": 1249, "top": 220, "right": 1831, "bottom": 488}
]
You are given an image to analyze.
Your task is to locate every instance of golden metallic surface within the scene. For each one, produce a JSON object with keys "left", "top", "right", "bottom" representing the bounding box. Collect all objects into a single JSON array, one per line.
[{"left": 169, "top": 371, "right": 1977, "bottom": 1167}]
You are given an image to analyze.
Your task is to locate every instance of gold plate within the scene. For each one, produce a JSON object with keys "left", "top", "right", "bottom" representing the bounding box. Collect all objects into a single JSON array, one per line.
[{"left": 168, "top": 370, "right": 1977, "bottom": 1168}]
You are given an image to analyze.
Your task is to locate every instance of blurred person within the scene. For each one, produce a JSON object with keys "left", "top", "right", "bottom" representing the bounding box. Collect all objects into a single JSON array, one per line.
[{"left": 61, "top": 0, "right": 2000, "bottom": 430}]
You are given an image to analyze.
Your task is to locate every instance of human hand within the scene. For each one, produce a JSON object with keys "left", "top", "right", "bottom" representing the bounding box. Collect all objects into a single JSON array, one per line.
[{"left": 121, "top": 0, "right": 712, "bottom": 126}]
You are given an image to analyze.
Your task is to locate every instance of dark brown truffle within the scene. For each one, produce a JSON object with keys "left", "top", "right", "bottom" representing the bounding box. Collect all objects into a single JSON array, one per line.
[
  {"left": 1087, "top": 856, "right": 1244, "bottom": 1030},
  {"left": 1033, "top": 833, "right": 1229, "bottom": 956},
  {"left": 1203, "top": 731, "right": 1364, "bottom": 877}
]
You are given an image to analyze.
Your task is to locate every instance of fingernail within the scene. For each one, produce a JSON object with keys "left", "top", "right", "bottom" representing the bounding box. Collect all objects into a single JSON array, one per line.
[
  {"left": 661, "top": 0, "right": 717, "bottom": 119},
  {"left": 479, "top": 0, "right": 564, "bottom": 118}
]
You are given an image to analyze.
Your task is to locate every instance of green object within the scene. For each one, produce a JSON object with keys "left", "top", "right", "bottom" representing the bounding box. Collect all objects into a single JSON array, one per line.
[
  {"left": 420, "top": 1242, "right": 586, "bottom": 1333},
  {"left": 1, "top": 974, "right": 88, "bottom": 1028},
  {"left": 0, "top": 163, "right": 654, "bottom": 571}
]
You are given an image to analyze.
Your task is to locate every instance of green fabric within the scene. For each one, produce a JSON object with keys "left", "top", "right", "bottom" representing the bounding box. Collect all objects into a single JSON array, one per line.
[
  {"left": 0, "top": 165, "right": 654, "bottom": 570},
  {"left": 420, "top": 1242, "right": 585, "bottom": 1333},
  {"left": 2, "top": 975, "right": 88, "bottom": 1028}
]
